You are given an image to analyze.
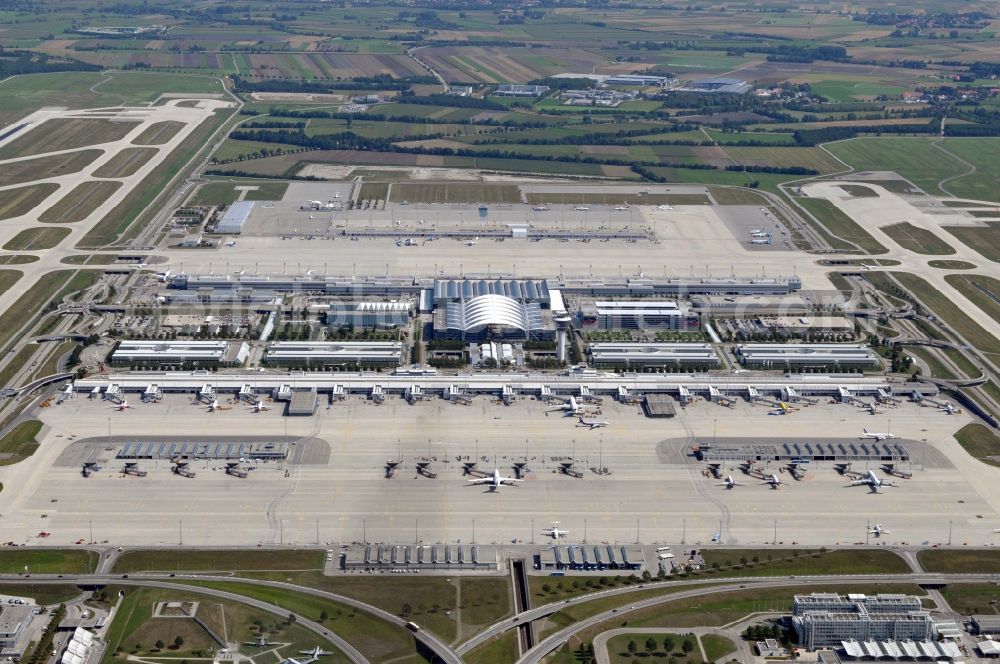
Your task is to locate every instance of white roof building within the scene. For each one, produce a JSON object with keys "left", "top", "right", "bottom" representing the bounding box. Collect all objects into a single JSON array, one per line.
[{"left": 216, "top": 201, "right": 254, "bottom": 234}]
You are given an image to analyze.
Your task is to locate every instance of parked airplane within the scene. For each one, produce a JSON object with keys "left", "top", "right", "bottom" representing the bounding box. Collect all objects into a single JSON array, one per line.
[
  {"left": 532, "top": 206, "right": 550, "bottom": 211},
  {"left": 468, "top": 468, "right": 522, "bottom": 491},
  {"left": 613, "top": 205, "right": 630, "bottom": 211},
  {"left": 541, "top": 522, "right": 569, "bottom": 539},
  {"left": 116, "top": 400, "right": 132, "bottom": 411},
  {"left": 553, "top": 396, "right": 594, "bottom": 415},
  {"left": 848, "top": 470, "right": 895, "bottom": 493},
  {"left": 244, "top": 637, "right": 271, "bottom": 648},
  {"left": 862, "top": 429, "right": 898, "bottom": 440},
  {"left": 868, "top": 523, "right": 891, "bottom": 537},
  {"left": 298, "top": 647, "right": 333, "bottom": 658},
  {"left": 465, "top": 237, "right": 479, "bottom": 246},
  {"left": 750, "top": 237, "right": 773, "bottom": 245},
  {"left": 577, "top": 415, "right": 609, "bottom": 429},
  {"left": 254, "top": 401, "right": 269, "bottom": 412},
  {"left": 573, "top": 206, "right": 591, "bottom": 211},
  {"left": 719, "top": 475, "right": 743, "bottom": 489},
  {"left": 207, "top": 399, "right": 220, "bottom": 412},
  {"left": 761, "top": 474, "right": 782, "bottom": 489},
  {"left": 940, "top": 402, "right": 957, "bottom": 414},
  {"left": 656, "top": 204, "right": 673, "bottom": 211}
]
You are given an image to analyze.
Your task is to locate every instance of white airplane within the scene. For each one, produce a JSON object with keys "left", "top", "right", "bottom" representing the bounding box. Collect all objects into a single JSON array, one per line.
[
  {"left": 762, "top": 474, "right": 782, "bottom": 490},
  {"left": 613, "top": 205, "right": 630, "bottom": 211},
  {"left": 465, "top": 237, "right": 479, "bottom": 246},
  {"left": 656, "top": 204, "right": 673, "bottom": 211},
  {"left": 207, "top": 399, "right": 220, "bottom": 412},
  {"left": 719, "top": 475, "right": 743, "bottom": 489},
  {"left": 468, "top": 468, "right": 522, "bottom": 491},
  {"left": 541, "top": 522, "right": 569, "bottom": 539},
  {"left": 577, "top": 415, "right": 609, "bottom": 429},
  {"left": 862, "top": 429, "right": 898, "bottom": 440},
  {"left": 298, "top": 647, "right": 333, "bottom": 658},
  {"left": 750, "top": 229, "right": 767, "bottom": 235},
  {"left": 848, "top": 470, "right": 894, "bottom": 493},
  {"left": 554, "top": 396, "right": 594, "bottom": 416},
  {"left": 750, "top": 237, "right": 773, "bottom": 245},
  {"left": 573, "top": 206, "right": 591, "bottom": 211},
  {"left": 532, "top": 206, "right": 550, "bottom": 211},
  {"left": 940, "top": 402, "right": 957, "bottom": 414},
  {"left": 254, "top": 401, "right": 269, "bottom": 412},
  {"left": 116, "top": 400, "right": 132, "bottom": 411},
  {"left": 868, "top": 523, "right": 891, "bottom": 537}
]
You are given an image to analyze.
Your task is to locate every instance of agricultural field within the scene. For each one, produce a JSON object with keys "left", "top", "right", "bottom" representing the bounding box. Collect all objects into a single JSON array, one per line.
[
  {"left": 0, "top": 118, "right": 140, "bottom": 159},
  {"left": 720, "top": 145, "right": 844, "bottom": 173},
  {"left": 418, "top": 46, "right": 607, "bottom": 84},
  {"left": 2, "top": 226, "right": 70, "bottom": 250},
  {"left": 38, "top": 181, "right": 123, "bottom": 223},
  {"left": 0, "top": 183, "right": 59, "bottom": 220}
]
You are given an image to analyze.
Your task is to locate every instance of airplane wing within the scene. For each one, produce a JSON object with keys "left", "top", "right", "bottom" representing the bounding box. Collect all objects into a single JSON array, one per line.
[{"left": 467, "top": 478, "right": 491, "bottom": 484}]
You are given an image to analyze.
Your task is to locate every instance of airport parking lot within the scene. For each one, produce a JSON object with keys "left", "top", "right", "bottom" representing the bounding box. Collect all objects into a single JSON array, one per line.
[{"left": 0, "top": 393, "right": 994, "bottom": 548}]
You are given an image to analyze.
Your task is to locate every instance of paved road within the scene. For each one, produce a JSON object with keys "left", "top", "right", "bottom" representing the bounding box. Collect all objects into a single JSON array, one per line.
[
  {"left": 0, "top": 573, "right": 461, "bottom": 664},
  {"left": 455, "top": 572, "right": 996, "bottom": 661}
]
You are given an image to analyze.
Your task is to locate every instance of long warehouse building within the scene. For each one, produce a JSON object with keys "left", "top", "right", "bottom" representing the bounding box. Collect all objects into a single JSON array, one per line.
[
  {"left": 589, "top": 343, "right": 718, "bottom": 368},
  {"left": 111, "top": 340, "right": 249, "bottom": 367},
  {"left": 736, "top": 343, "right": 879, "bottom": 369},
  {"left": 263, "top": 341, "right": 403, "bottom": 368}
]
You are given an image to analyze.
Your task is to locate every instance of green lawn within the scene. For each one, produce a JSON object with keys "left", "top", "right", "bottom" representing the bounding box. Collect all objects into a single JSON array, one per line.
[
  {"left": 827, "top": 138, "right": 960, "bottom": 196},
  {"left": 939, "top": 583, "right": 1000, "bottom": 614},
  {"left": 891, "top": 272, "right": 1000, "bottom": 359},
  {"left": 952, "top": 423, "right": 1000, "bottom": 469},
  {"left": 944, "top": 223, "right": 1000, "bottom": 263},
  {"left": 935, "top": 138, "right": 1000, "bottom": 203},
  {"left": 944, "top": 274, "right": 1000, "bottom": 327},
  {"left": 0, "top": 548, "right": 97, "bottom": 574},
  {"left": 0, "top": 270, "right": 95, "bottom": 350},
  {"left": 796, "top": 197, "right": 888, "bottom": 254},
  {"left": 0, "top": 419, "right": 42, "bottom": 466},
  {"left": 919, "top": 548, "right": 1000, "bottom": 574},
  {"left": 881, "top": 222, "right": 955, "bottom": 255},
  {"left": 112, "top": 549, "right": 323, "bottom": 573},
  {"left": 929, "top": 260, "right": 976, "bottom": 270},
  {"left": 698, "top": 548, "right": 909, "bottom": 576},
  {"left": 0, "top": 270, "right": 22, "bottom": 298},
  {"left": 187, "top": 180, "right": 289, "bottom": 206},
  {"left": 0, "top": 584, "right": 83, "bottom": 606},
  {"left": 464, "top": 632, "right": 517, "bottom": 664},
  {"left": 701, "top": 634, "right": 737, "bottom": 660},
  {"left": 605, "top": 633, "right": 700, "bottom": 663},
  {"left": 179, "top": 580, "right": 422, "bottom": 662}
]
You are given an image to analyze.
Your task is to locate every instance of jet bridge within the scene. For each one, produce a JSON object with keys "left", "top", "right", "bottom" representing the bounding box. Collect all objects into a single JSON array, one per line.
[{"left": 709, "top": 386, "right": 735, "bottom": 407}]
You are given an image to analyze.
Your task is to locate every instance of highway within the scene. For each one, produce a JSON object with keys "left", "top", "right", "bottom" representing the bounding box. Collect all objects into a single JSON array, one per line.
[
  {"left": 1, "top": 570, "right": 996, "bottom": 664},
  {"left": 457, "top": 572, "right": 997, "bottom": 661},
  {"left": 0, "top": 573, "right": 461, "bottom": 664}
]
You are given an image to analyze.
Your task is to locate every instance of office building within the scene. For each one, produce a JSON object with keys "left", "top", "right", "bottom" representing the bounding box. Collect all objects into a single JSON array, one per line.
[{"left": 792, "top": 593, "right": 933, "bottom": 649}]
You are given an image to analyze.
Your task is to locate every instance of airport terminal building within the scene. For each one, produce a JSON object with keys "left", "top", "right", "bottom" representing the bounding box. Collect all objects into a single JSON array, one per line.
[{"left": 792, "top": 593, "right": 933, "bottom": 649}]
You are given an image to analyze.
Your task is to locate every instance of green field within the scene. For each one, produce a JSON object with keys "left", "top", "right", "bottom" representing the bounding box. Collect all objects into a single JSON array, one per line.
[
  {"left": 0, "top": 270, "right": 95, "bottom": 350},
  {"left": 0, "top": 118, "right": 140, "bottom": 159},
  {"left": 827, "top": 138, "right": 959, "bottom": 196},
  {"left": 935, "top": 138, "right": 1000, "bottom": 202},
  {"left": 3, "top": 226, "right": 70, "bottom": 250},
  {"left": 929, "top": 260, "right": 976, "bottom": 269},
  {"left": 112, "top": 549, "right": 323, "bottom": 573},
  {"left": 102, "top": 585, "right": 348, "bottom": 664},
  {"left": 357, "top": 182, "right": 389, "bottom": 201},
  {"left": 464, "top": 632, "right": 517, "bottom": 664},
  {"left": 182, "top": 580, "right": 422, "bottom": 662},
  {"left": 132, "top": 121, "right": 186, "bottom": 146},
  {"left": 796, "top": 197, "right": 887, "bottom": 254},
  {"left": 80, "top": 107, "right": 233, "bottom": 248},
  {"left": 0, "top": 584, "right": 82, "bottom": 606},
  {"left": 919, "top": 548, "right": 1000, "bottom": 574},
  {"left": 944, "top": 223, "right": 1000, "bottom": 263},
  {"left": 0, "top": 255, "right": 38, "bottom": 265},
  {"left": 388, "top": 182, "right": 521, "bottom": 203},
  {"left": 187, "top": 180, "right": 289, "bottom": 206},
  {"left": 722, "top": 145, "right": 844, "bottom": 174},
  {"left": 92, "top": 148, "right": 158, "bottom": 178},
  {"left": 881, "top": 222, "right": 955, "bottom": 255},
  {"left": 697, "top": 548, "right": 909, "bottom": 576},
  {"left": 0, "top": 150, "right": 102, "bottom": 188},
  {"left": 0, "top": 419, "right": 43, "bottom": 466},
  {"left": 605, "top": 633, "right": 702, "bottom": 663},
  {"left": 952, "top": 423, "right": 1000, "bottom": 469},
  {"left": 708, "top": 186, "right": 769, "bottom": 205},
  {"left": 944, "top": 274, "right": 1000, "bottom": 326},
  {"left": 39, "top": 181, "right": 123, "bottom": 223},
  {"left": 0, "top": 548, "right": 96, "bottom": 573},
  {"left": 890, "top": 272, "right": 1000, "bottom": 359},
  {"left": 0, "top": 183, "right": 59, "bottom": 220},
  {"left": 702, "top": 634, "right": 737, "bottom": 660},
  {"left": 939, "top": 584, "right": 1000, "bottom": 614},
  {"left": 838, "top": 184, "right": 879, "bottom": 197}
]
